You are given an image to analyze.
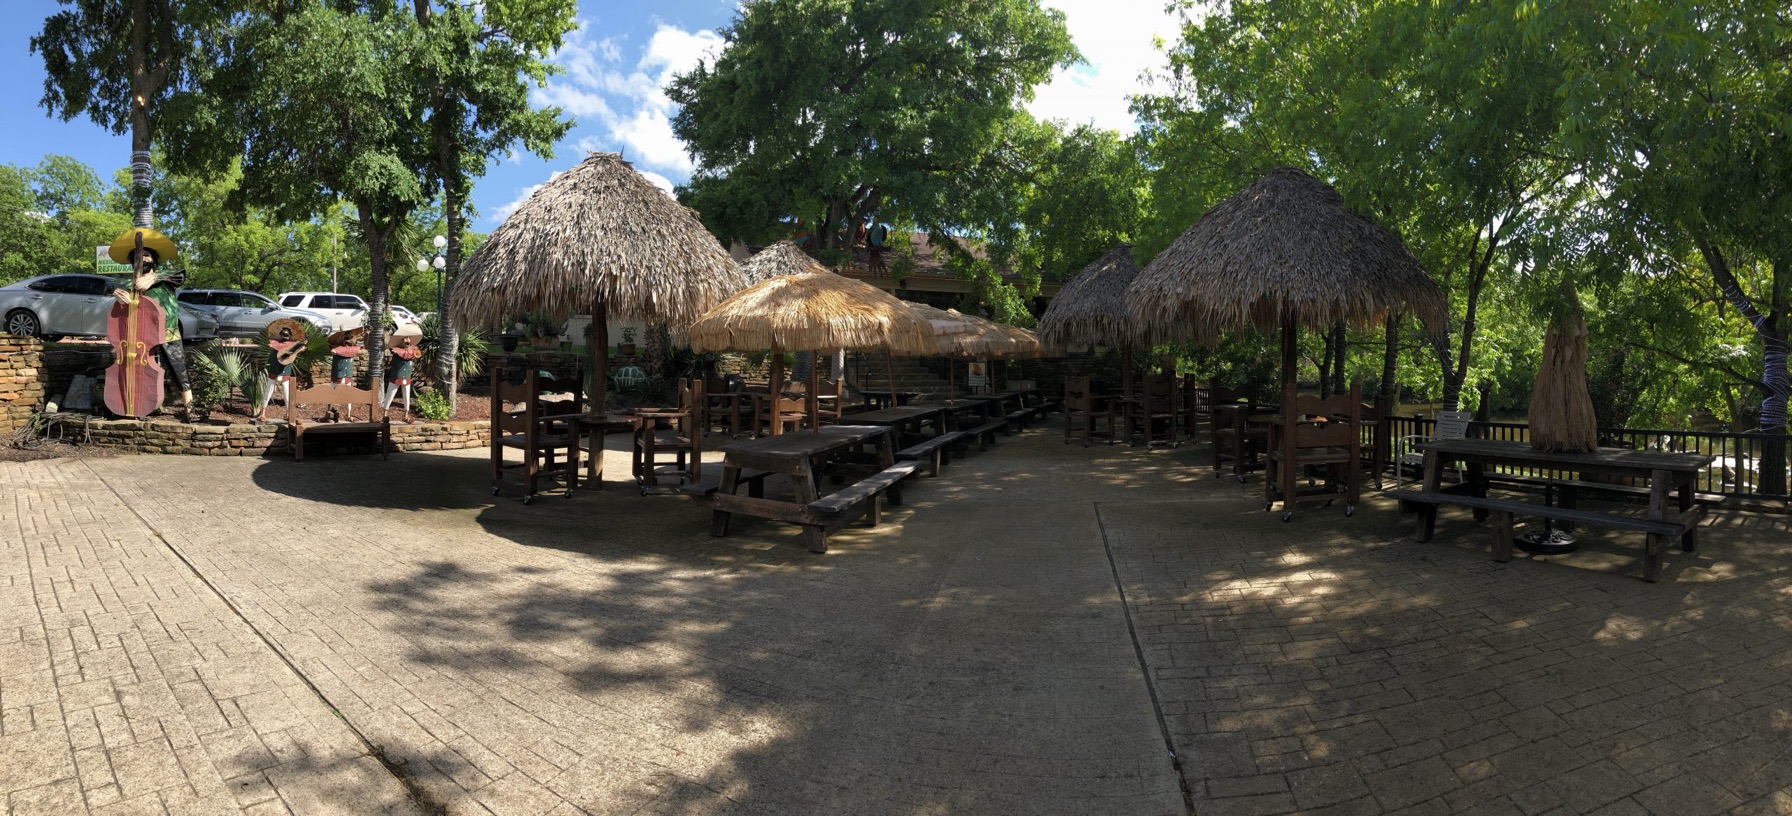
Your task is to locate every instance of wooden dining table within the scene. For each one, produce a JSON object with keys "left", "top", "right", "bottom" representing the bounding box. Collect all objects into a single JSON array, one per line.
[
  {"left": 709, "top": 425, "right": 896, "bottom": 552},
  {"left": 845, "top": 404, "right": 949, "bottom": 446},
  {"left": 1211, "top": 402, "right": 1277, "bottom": 480}
]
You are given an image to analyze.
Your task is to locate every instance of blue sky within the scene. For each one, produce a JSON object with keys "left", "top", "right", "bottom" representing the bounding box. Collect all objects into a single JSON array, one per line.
[{"left": 3, "top": 0, "right": 1182, "bottom": 232}]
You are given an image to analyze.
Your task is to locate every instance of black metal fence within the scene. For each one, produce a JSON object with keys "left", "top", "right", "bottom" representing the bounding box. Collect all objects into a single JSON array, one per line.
[{"left": 1382, "top": 415, "right": 1792, "bottom": 502}]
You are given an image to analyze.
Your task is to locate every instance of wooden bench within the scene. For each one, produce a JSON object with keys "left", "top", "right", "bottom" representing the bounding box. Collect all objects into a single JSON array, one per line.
[
  {"left": 808, "top": 461, "right": 921, "bottom": 532},
  {"left": 1489, "top": 473, "right": 1729, "bottom": 508},
  {"left": 288, "top": 382, "right": 390, "bottom": 461},
  {"left": 1031, "top": 399, "right": 1060, "bottom": 419},
  {"left": 1384, "top": 488, "right": 1704, "bottom": 582},
  {"left": 966, "top": 419, "right": 1007, "bottom": 451},
  {"left": 678, "top": 468, "right": 774, "bottom": 499},
  {"left": 896, "top": 432, "right": 965, "bottom": 476},
  {"left": 1004, "top": 407, "right": 1031, "bottom": 433}
]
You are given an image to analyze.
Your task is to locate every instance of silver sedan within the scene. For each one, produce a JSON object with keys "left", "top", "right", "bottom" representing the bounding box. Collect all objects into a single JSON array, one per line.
[
  {"left": 176, "top": 289, "right": 332, "bottom": 338},
  {"left": 0, "top": 274, "right": 220, "bottom": 342}
]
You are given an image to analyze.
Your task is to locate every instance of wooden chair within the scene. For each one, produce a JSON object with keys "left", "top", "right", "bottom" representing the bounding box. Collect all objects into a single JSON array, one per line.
[
  {"left": 816, "top": 378, "right": 846, "bottom": 425},
  {"left": 1210, "top": 378, "right": 1269, "bottom": 480},
  {"left": 1265, "top": 381, "right": 1362, "bottom": 521},
  {"left": 760, "top": 390, "right": 809, "bottom": 435},
  {"left": 1127, "top": 374, "right": 1181, "bottom": 447},
  {"left": 707, "top": 374, "right": 754, "bottom": 437},
  {"left": 633, "top": 378, "right": 704, "bottom": 492},
  {"left": 1063, "top": 376, "right": 1116, "bottom": 446},
  {"left": 491, "top": 368, "right": 580, "bottom": 503}
]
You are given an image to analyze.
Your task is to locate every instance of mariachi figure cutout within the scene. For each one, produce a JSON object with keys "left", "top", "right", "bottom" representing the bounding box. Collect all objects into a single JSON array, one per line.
[
  {"left": 382, "top": 322, "right": 423, "bottom": 420},
  {"left": 327, "top": 326, "right": 365, "bottom": 421},
  {"left": 103, "top": 228, "right": 190, "bottom": 418},
  {"left": 257, "top": 317, "right": 309, "bottom": 421}
]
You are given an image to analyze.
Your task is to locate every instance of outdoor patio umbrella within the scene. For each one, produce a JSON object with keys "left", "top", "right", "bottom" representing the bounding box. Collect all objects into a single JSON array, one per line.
[
  {"left": 1126, "top": 167, "right": 1446, "bottom": 401},
  {"left": 685, "top": 242, "right": 937, "bottom": 433},
  {"left": 450, "top": 152, "right": 746, "bottom": 416},
  {"left": 904, "top": 303, "right": 1041, "bottom": 398},
  {"left": 1039, "top": 245, "right": 1152, "bottom": 395}
]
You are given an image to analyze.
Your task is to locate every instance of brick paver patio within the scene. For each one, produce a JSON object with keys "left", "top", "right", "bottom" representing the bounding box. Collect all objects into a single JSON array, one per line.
[{"left": 3, "top": 428, "right": 1789, "bottom": 814}]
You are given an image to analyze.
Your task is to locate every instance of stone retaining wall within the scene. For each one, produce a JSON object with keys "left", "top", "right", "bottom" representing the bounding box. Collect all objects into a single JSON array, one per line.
[
  {"left": 41, "top": 414, "right": 490, "bottom": 457},
  {"left": 0, "top": 337, "right": 50, "bottom": 435}
]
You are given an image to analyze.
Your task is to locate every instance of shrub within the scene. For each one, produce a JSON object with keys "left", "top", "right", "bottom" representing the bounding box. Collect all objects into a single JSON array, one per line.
[{"left": 413, "top": 387, "right": 451, "bottom": 420}]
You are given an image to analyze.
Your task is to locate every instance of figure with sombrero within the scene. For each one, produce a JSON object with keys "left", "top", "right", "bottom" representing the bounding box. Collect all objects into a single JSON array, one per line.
[
  {"left": 327, "top": 326, "right": 365, "bottom": 421},
  {"left": 382, "top": 322, "right": 423, "bottom": 421},
  {"left": 107, "top": 227, "right": 192, "bottom": 414},
  {"left": 258, "top": 317, "right": 309, "bottom": 421}
]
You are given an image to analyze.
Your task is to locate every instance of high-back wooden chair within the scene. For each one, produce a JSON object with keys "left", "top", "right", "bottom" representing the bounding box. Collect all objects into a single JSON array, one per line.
[
  {"left": 1129, "top": 373, "right": 1181, "bottom": 447},
  {"left": 632, "top": 378, "right": 704, "bottom": 492},
  {"left": 1063, "top": 376, "right": 1116, "bottom": 446},
  {"left": 491, "top": 368, "right": 580, "bottom": 503},
  {"left": 1209, "top": 376, "right": 1270, "bottom": 480},
  {"left": 815, "top": 378, "right": 846, "bottom": 425},
  {"left": 1265, "top": 381, "right": 1362, "bottom": 521}
]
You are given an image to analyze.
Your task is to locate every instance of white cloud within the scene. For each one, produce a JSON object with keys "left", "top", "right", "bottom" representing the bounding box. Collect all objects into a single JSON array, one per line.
[
  {"left": 1028, "top": 0, "right": 1184, "bottom": 132},
  {"left": 490, "top": 171, "right": 564, "bottom": 223},
  {"left": 534, "top": 20, "right": 722, "bottom": 182},
  {"left": 639, "top": 170, "right": 676, "bottom": 195}
]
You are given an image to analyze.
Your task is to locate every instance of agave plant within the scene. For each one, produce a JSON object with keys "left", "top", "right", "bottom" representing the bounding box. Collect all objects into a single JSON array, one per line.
[{"left": 419, "top": 313, "right": 485, "bottom": 387}]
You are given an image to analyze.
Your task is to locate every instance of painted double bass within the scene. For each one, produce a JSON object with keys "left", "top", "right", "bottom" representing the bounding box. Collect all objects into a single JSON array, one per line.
[{"left": 102, "top": 282, "right": 167, "bottom": 418}]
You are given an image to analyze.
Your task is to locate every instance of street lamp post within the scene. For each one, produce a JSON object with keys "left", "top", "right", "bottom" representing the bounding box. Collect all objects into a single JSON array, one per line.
[{"left": 417, "top": 234, "right": 447, "bottom": 318}]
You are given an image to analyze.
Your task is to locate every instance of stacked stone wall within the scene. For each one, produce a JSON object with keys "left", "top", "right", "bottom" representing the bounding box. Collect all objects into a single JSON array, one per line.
[
  {"left": 40, "top": 416, "right": 490, "bottom": 457},
  {"left": 0, "top": 337, "right": 50, "bottom": 435}
]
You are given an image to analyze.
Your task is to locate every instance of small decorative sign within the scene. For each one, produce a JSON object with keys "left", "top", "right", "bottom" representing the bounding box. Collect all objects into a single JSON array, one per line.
[{"left": 967, "top": 361, "right": 987, "bottom": 387}]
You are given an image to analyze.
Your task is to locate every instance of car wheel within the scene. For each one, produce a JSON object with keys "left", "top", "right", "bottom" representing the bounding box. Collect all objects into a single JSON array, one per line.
[{"left": 4, "top": 310, "right": 41, "bottom": 338}]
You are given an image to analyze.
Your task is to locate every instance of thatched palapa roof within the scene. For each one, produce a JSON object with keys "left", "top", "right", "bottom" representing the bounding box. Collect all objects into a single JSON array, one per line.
[
  {"left": 1127, "top": 167, "right": 1446, "bottom": 341},
  {"left": 685, "top": 241, "right": 936, "bottom": 355},
  {"left": 1037, "top": 244, "right": 1147, "bottom": 352},
  {"left": 449, "top": 152, "right": 745, "bottom": 327},
  {"left": 905, "top": 303, "right": 1041, "bottom": 359}
]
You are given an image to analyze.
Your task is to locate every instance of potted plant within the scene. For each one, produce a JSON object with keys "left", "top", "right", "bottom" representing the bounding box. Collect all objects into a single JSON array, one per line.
[
  {"left": 527, "top": 313, "right": 561, "bottom": 350},
  {"left": 499, "top": 318, "right": 524, "bottom": 353},
  {"left": 618, "top": 325, "right": 638, "bottom": 357}
]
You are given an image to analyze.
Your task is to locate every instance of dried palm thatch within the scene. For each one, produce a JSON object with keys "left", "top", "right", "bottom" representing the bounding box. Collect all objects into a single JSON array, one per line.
[
  {"left": 449, "top": 152, "right": 744, "bottom": 328},
  {"left": 1128, "top": 167, "right": 1446, "bottom": 341},
  {"left": 1038, "top": 245, "right": 1148, "bottom": 352},
  {"left": 1529, "top": 315, "right": 1598, "bottom": 452},
  {"left": 685, "top": 263, "right": 936, "bottom": 357}
]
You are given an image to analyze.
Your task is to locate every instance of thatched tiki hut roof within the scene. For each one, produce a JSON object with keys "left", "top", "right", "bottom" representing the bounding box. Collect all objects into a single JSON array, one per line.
[
  {"left": 685, "top": 246, "right": 935, "bottom": 356},
  {"left": 450, "top": 152, "right": 744, "bottom": 414},
  {"left": 1038, "top": 245, "right": 1149, "bottom": 352},
  {"left": 451, "top": 152, "right": 743, "bottom": 327},
  {"left": 687, "top": 242, "right": 936, "bottom": 430},
  {"left": 1127, "top": 167, "right": 1446, "bottom": 342}
]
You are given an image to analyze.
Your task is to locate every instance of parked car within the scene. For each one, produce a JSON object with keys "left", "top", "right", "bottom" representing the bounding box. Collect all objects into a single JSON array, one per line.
[
  {"left": 274, "top": 292, "right": 417, "bottom": 330},
  {"left": 0, "top": 274, "right": 219, "bottom": 342},
  {"left": 176, "top": 289, "right": 332, "bottom": 338},
  {"left": 276, "top": 291, "right": 368, "bottom": 330}
]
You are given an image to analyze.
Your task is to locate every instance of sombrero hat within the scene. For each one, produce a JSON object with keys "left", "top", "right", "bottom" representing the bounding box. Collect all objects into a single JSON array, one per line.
[
  {"left": 327, "top": 326, "right": 366, "bottom": 347},
  {"left": 106, "top": 228, "right": 179, "bottom": 265},
  {"left": 267, "top": 318, "right": 308, "bottom": 343},
  {"left": 385, "top": 322, "right": 422, "bottom": 344}
]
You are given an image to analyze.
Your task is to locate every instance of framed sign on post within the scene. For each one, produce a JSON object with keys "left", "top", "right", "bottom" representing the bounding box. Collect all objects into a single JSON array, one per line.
[{"left": 967, "top": 361, "right": 987, "bottom": 392}]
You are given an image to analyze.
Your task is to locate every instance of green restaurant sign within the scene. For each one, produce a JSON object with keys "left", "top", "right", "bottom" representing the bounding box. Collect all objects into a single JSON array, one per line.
[{"left": 94, "top": 246, "right": 131, "bottom": 275}]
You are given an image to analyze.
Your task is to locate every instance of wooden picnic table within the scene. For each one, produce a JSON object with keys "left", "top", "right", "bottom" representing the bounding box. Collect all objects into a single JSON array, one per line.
[
  {"left": 847, "top": 404, "right": 949, "bottom": 445},
  {"left": 859, "top": 389, "right": 918, "bottom": 410},
  {"left": 709, "top": 425, "right": 908, "bottom": 553},
  {"left": 1391, "top": 437, "right": 1713, "bottom": 581}
]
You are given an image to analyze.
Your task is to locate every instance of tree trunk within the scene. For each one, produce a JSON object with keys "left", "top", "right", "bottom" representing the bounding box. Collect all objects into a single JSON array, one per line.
[
  {"left": 1698, "top": 236, "right": 1790, "bottom": 495},
  {"left": 1331, "top": 322, "right": 1347, "bottom": 395},
  {"left": 359, "top": 207, "right": 389, "bottom": 385},
  {"left": 440, "top": 191, "right": 462, "bottom": 415},
  {"left": 129, "top": 0, "right": 154, "bottom": 228}
]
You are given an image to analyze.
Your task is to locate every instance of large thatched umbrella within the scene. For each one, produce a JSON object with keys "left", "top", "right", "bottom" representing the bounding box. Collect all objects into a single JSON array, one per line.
[
  {"left": 1039, "top": 245, "right": 1151, "bottom": 395},
  {"left": 686, "top": 242, "right": 936, "bottom": 432},
  {"left": 450, "top": 152, "right": 745, "bottom": 415},
  {"left": 907, "top": 304, "right": 1040, "bottom": 397},
  {"left": 1128, "top": 167, "right": 1446, "bottom": 400}
]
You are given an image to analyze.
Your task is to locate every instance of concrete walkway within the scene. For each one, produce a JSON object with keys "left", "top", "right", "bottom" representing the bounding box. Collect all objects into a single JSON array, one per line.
[{"left": 3, "top": 426, "right": 1790, "bottom": 815}]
